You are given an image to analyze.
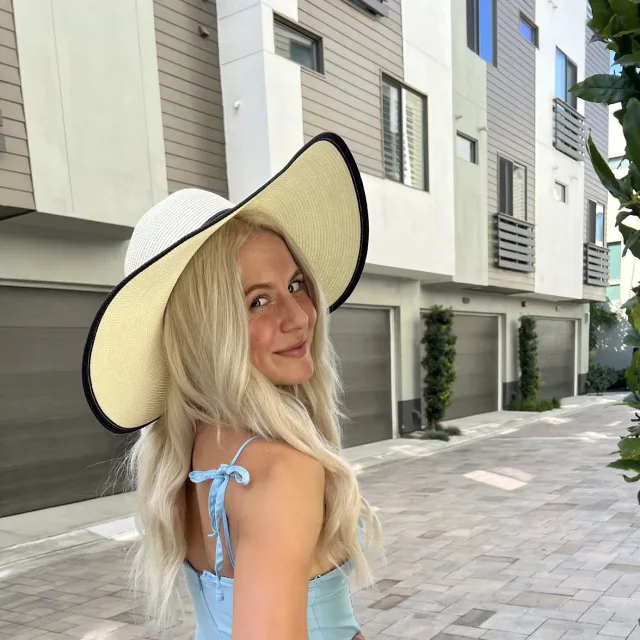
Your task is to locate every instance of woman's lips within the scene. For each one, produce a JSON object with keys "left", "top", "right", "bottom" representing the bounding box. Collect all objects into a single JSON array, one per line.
[{"left": 275, "top": 340, "right": 308, "bottom": 358}]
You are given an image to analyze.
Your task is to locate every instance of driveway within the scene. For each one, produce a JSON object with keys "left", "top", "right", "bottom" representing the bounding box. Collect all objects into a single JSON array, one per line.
[{"left": 1, "top": 400, "right": 639, "bottom": 639}]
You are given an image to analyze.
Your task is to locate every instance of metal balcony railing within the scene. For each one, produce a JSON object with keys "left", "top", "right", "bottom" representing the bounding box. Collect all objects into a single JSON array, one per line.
[
  {"left": 584, "top": 243, "right": 610, "bottom": 287},
  {"left": 553, "top": 98, "right": 587, "bottom": 161},
  {"left": 495, "top": 213, "right": 535, "bottom": 272}
]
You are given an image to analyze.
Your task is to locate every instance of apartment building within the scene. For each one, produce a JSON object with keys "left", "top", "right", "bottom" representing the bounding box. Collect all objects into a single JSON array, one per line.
[{"left": 0, "top": 0, "right": 607, "bottom": 516}]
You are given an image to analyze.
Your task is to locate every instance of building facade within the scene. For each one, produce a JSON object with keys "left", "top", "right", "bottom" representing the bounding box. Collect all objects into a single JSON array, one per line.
[{"left": 0, "top": 0, "right": 608, "bottom": 516}]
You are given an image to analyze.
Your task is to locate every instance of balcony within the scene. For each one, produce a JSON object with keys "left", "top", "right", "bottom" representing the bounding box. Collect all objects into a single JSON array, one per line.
[
  {"left": 553, "top": 98, "right": 587, "bottom": 161},
  {"left": 584, "top": 243, "right": 610, "bottom": 287},
  {"left": 495, "top": 213, "right": 535, "bottom": 272}
]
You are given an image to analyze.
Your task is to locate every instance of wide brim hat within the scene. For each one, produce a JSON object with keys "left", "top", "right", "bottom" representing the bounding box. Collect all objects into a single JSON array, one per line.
[{"left": 82, "top": 132, "right": 368, "bottom": 433}]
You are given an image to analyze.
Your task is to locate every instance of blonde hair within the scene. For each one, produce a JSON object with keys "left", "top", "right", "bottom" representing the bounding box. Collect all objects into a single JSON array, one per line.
[{"left": 125, "top": 211, "right": 380, "bottom": 629}]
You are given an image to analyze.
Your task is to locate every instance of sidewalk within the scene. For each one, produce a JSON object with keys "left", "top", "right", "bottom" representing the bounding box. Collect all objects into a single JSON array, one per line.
[{"left": 0, "top": 393, "right": 622, "bottom": 573}]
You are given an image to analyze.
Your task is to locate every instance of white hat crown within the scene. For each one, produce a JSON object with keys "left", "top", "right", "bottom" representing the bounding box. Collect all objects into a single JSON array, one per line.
[{"left": 124, "top": 189, "right": 233, "bottom": 277}]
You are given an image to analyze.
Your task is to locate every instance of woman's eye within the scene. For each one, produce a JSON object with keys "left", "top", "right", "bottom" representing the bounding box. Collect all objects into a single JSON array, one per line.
[
  {"left": 250, "top": 296, "right": 267, "bottom": 309},
  {"left": 289, "top": 279, "right": 304, "bottom": 293}
]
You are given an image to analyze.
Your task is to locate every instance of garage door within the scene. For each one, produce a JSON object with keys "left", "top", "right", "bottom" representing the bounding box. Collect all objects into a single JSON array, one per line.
[
  {"left": 0, "top": 287, "right": 128, "bottom": 517},
  {"left": 537, "top": 318, "right": 576, "bottom": 400},
  {"left": 330, "top": 307, "right": 393, "bottom": 448},
  {"left": 446, "top": 313, "right": 499, "bottom": 420}
]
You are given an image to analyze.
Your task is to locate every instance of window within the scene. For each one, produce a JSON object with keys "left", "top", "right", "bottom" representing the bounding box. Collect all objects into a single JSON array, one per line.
[
  {"left": 273, "top": 16, "right": 322, "bottom": 72},
  {"left": 588, "top": 201, "right": 605, "bottom": 246},
  {"left": 519, "top": 14, "right": 538, "bottom": 46},
  {"left": 607, "top": 285, "right": 621, "bottom": 302},
  {"left": 499, "top": 157, "right": 527, "bottom": 219},
  {"left": 554, "top": 181, "right": 567, "bottom": 202},
  {"left": 608, "top": 155, "right": 630, "bottom": 170},
  {"left": 610, "top": 49, "right": 622, "bottom": 76},
  {"left": 382, "top": 77, "right": 428, "bottom": 190},
  {"left": 467, "top": 0, "right": 496, "bottom": 64},
  {"left": 609, "top": 242, "right": 622, "bottom": 281},
  {"left": 556, "top": 48, "right": 578, "bottom": 108},
  {"left": 456, "top": 133, "right": 478, "bottom": 163}
]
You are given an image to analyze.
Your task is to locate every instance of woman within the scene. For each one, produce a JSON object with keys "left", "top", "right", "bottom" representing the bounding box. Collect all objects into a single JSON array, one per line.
[{"left": 83, "top": 134, "right": 380, "bottom": 639}]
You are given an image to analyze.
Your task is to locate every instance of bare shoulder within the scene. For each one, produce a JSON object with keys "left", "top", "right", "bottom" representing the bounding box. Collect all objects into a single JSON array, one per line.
[
  {"left": 240, "top": 438, "right": 324, "bottom": 483},
  {"left": 227, "top": 439, "right": 325, "bottom": 524}
]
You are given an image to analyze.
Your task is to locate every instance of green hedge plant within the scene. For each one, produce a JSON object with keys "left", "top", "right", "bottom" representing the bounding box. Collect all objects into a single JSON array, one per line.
[{"left": 421, "top": 306, "right": 458, "bottom": 438}]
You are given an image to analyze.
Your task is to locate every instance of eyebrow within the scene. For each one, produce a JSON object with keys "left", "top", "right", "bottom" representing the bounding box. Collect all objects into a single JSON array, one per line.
[{"left": 243, "top": 269, "right": 303, "bottom": 297}]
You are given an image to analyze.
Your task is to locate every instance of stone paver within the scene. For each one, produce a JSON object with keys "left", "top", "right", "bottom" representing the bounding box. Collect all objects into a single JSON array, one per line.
[{"left": 2, "top": 402, "right": 640, "bottom": 638}]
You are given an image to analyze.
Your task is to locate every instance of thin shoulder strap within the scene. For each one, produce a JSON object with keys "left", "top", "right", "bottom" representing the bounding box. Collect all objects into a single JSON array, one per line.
[
  {"left": 188, "top": 435, "right": 261, "bottom": 601},
  {"left": 222, "top": 435, "right": 261, "bottom": 567},
  {"left": 230, "top": 435, "right": 261, "bottom": 466}
]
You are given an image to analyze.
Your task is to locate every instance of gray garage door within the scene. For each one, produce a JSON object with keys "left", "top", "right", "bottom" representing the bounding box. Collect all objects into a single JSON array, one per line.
[
  {"left": 446, "top": 313, "right": 499, "bottom": 420},
  {"left": 330, "top": 307, "right": 393, "bottom": 448},
  {"left": 537, "top": 318, "right": 576, "bottom": 400},
  {"left": 0, "top": 287, "right": 129, "bottom": 517}
]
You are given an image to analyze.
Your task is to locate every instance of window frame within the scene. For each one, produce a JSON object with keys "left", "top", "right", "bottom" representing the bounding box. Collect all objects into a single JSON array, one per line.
[
  {"left": 556, "top": 48, "right": 578, "bottom": 109},
  {"left": 273, "top": 14, "right": 324, "bottom": 74},
  {"left": 456, "top": 133, "right": 478, "bottom": 164},
  {"left": 467, "top": 0, "right": 497, "bottom": 65},
  {"left": 381, "top": 74, "right": 429, "bottom": 191},
  {"left": 554, "top": 180, "right": 567, "bottom": 203},
  {"left": 499, "top": 155, "right": 527, "bottom": 220},
  {"left": 519, "top": 13, "right": 538, "bottom": 47}
]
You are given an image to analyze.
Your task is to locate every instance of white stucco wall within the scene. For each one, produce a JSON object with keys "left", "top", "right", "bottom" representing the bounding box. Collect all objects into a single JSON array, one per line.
[
  {"left": 13, "top": 0, "right": 168, "bottom": 227},
  {"left": 0, "top": 224, "right": 127, "bottom": 289},
  {"left": 534, "top": 0, "right": 586, "bottom": 299},
  {"left": 217, "top": 0, "right": 303, "bottom": 203},
  {"left": 450, "top": 0, "right": 488, "bottom": 287}
]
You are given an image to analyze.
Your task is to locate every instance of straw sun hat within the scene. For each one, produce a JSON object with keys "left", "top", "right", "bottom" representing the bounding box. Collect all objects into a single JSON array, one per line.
[{"left": 82, "top": 133, "right": 369, "bottom": 434}]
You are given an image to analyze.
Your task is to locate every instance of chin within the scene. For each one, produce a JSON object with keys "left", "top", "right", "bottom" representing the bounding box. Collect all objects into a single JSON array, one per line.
[{"left": 274, "top": 361, "right": 315, "bottom": 386}]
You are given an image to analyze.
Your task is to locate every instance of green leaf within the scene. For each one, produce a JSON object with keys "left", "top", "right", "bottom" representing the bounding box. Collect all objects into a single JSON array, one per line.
[
  {"left": 571, "top": 74, "right": 637, "bottom": 104},
  {"left": 616, "top": 52, "right": 640, "bottom": 67},
  {"left": 622, "top": 295, "right": 638, "bottom": 309},
  {"left": 589, "top": 0, "right": 614, "bottom": 31},
  {"left": 617, "top": 210, "right": 634, "bottom": 225},
  {"left": 625, "top": 99, "right": 640, "bottom": 168},
  {"left": 614, "top": 106, "right": 626, "bottom": 124},
  {"left": 626, "top": 349, "right": 640, "bottom": 393},
  {"left": 619, "top": 223, "right": 640, "bottom": 259},
  {"left": 619, "top": 436, "right": 640, "bottom": 461},
  {"left": 628, "top": 300, "right": 640, "bottom": 331},
  {"left": 623, "top": 333, "right": 640, "bottom": 347},
  {"left": 630, "top": 163, "right": 640, "bottom": 192},
  {"left": 608, "top": 459, "right": 640, "bottom": 472},
  {"left": 623, "top": 473, "right": 640, "bottom": 482},
  {"left": 610, "top": 0, "right": 640, "bottom": 30},
  {"left": 588, "top": 137, "right": 630, "bottom": 200},
  {"left": 603, "top": 14, "right": 623, "bottom": 37}
]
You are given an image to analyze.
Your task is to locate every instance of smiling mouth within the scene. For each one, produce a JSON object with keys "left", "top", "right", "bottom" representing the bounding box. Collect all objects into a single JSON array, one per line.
[{"left": 275, "top": 340, "right": 308, "bottom": 358}]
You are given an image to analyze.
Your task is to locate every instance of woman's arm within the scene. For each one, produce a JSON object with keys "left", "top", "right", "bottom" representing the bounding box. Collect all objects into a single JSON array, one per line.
[{"left": 231, "top": 444, "right": 325, "bottom": 640}]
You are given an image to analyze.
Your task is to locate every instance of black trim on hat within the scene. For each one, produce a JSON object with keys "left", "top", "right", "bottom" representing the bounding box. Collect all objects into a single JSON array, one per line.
[{"left": 82, "top": 132, "right": 369, "bottom": 434}]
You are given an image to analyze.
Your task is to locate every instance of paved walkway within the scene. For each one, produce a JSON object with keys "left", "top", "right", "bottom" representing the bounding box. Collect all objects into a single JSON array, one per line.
[{"left": 1, "top": 399, "right": 640, "bottom": 639}]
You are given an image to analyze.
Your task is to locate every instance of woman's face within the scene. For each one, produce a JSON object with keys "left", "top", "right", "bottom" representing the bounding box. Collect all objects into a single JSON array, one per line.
[{"left": 239, "top": 232, "right": 317, "bottom": 385}]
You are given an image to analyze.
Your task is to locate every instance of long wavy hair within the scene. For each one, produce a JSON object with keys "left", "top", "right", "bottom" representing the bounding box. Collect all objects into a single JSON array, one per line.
[{"left": 124, "top": 211, "right": 381, "bottom": 629}]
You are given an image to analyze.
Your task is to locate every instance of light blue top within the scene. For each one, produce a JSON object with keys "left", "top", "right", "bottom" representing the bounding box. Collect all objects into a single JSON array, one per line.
[{"left": 183, "top": 436, "right": 361, "bottom": 639}]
